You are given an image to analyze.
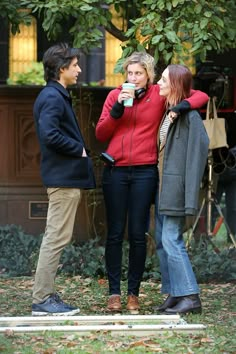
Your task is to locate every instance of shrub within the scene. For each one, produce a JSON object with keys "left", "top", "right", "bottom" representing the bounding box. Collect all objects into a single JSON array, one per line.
[
  {"left": 0, "top": 224, "right": 42, "bottom": 276},
  {"left": 0, "top": 225, "right": 235, "bottom": 282},
  {"left": 7, "top": 62, "right": 45, "bottom": 85},
  {"left": 59, "top": 237, "right": 106, "bottom": 277},
  {"left": 189, "top": 242, "right": 236, "bottom": 282}
]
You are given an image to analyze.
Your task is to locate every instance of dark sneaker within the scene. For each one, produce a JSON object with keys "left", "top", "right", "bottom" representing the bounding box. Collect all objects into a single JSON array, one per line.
[
  {"left": 32, "top": 295, "right": 80, "bottom": 316},
  {"left": 52, "top": 293, "right": 77, "bottom": 310}
]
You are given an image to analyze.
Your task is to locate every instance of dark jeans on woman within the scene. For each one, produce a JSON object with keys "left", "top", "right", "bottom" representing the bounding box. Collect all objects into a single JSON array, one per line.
[{"left": 102, "top": 165, "right": 157, "bottom": 296}]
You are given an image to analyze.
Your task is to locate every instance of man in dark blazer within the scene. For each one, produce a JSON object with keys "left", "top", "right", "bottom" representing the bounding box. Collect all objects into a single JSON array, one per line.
[{"left": 32, "top": 43, "right": 95, "bottom": 316}]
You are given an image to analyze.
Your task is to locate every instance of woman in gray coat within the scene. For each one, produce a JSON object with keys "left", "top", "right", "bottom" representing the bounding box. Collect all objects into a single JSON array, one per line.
[{"left": 154, "top": 64, "right": 209, "bottom": 314}]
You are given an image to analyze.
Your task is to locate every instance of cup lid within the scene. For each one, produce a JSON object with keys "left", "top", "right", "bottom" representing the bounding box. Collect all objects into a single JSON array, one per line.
[{"left": 122, "top": 83, "right": 135, "bottom": 88}]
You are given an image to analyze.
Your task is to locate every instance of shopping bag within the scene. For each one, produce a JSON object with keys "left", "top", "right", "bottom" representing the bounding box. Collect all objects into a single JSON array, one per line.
[{"left": 203, "top": 97, "right": 228, "bottom": 150}]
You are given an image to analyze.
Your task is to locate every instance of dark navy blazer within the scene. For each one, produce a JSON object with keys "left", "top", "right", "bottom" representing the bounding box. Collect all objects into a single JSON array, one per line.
[{"left": 33, "top": 81, "right": 95, "bottom": 189}]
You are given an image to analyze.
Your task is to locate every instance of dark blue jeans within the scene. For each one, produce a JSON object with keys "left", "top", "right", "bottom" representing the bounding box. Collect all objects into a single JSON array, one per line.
[{"left": 102, "top": 165, "right": 157, "bottom": 296}]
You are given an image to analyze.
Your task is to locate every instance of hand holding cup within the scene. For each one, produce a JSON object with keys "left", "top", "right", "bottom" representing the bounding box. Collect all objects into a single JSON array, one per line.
[{"left": 122, "top": 83, "right": 136, "bottom": 107}]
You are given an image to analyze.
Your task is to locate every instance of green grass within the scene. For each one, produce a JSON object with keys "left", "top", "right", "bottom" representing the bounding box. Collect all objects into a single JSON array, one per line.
[
  {"left": 0, "top": 224, "right": 235, "bottom": 353},
  {"left": 0, "top": 276, "right": 235, "bottom": 353}
]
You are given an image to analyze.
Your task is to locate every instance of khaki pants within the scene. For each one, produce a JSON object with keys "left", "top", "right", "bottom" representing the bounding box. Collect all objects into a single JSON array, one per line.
[{"left": 32, "top": 187, "right": 81, "bottom": 304}]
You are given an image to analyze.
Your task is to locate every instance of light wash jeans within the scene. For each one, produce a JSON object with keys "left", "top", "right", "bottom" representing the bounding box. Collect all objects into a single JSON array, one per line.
[{"left": 155, "top": 201, "right": 199, "bottom": 296}]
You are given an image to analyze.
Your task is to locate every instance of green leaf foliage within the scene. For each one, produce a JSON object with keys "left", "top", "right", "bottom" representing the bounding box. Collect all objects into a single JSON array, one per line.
[
  {"left": 7, "top": 62, "right": 45, "bottom": 85},
  {"left": 0, "top": 225, "right": 235, "bottom": 283},
  {"left": 59, "top": 237, "right": 106, "bottom": 277},
  {"left": 4, "top": 0, "right": 236, "bottom": 72},
  {"left": 0, "top": 0, "right": 32, "bottom": 34},
  {"left": 188, "top": 239, "right": 236, "bottom": 283},
  {"left": 0, "top": 225, "right": 42, "bottom": 276}
]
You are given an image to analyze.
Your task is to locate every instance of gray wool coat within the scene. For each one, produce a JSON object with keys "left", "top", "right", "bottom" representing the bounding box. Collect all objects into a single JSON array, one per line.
[{"left": 158, "top": 110, "right": 209, "bottom": 216}]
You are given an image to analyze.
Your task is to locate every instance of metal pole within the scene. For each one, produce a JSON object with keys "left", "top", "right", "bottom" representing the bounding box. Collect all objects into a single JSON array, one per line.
[{"left": 0, "top": 315, "right": 206, "bottom": 335}]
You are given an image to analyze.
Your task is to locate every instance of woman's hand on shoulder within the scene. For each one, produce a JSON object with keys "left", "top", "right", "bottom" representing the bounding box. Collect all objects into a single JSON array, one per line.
[{"left": 169, "top": 111, "right": 178, "bottom": 123}]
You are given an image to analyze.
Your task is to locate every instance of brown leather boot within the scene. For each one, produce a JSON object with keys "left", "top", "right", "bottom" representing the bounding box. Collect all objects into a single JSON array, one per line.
[
  {"left": 126, "top": 295, "right": 140, "bottom": 310},
  {"left": 107, "top": 295, "right": 122, "bottom": 312}
]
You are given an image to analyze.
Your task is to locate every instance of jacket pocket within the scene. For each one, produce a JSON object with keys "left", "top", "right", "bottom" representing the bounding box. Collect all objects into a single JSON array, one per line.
[{"left": 56, "top": 156, "right": 90, "bottom": 180}]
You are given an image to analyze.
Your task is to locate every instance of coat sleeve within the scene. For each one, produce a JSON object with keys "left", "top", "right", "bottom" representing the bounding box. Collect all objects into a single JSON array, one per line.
[
  {"left": 185, "top": 89, "right": 209, "bottom": 109},
  {"left": 185, "top": 112, "right": 209, "bottom": 214},
  {"left": 95, "top": 89, "right": 123, "bottom": 142}
]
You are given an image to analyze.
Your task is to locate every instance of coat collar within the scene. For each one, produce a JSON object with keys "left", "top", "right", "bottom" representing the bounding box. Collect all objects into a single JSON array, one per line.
[{"left": 47, "top": 80, "right": 71, "bottom": 100}]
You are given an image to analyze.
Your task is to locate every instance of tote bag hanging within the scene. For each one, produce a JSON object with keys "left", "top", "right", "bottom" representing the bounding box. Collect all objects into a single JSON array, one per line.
[{"left": 203, "top": 97, "right": 228, "bottom": 150}]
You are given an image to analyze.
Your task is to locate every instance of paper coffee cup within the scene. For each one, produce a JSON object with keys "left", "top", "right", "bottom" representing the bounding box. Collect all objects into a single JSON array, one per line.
[{"left": 122, "top": 83, "right": 135, "bottom": 107}]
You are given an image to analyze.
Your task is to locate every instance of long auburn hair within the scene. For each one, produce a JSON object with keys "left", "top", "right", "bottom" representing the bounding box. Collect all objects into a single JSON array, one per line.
[{"left": 166, "top": 64, "right": 192, "bottom": 106}]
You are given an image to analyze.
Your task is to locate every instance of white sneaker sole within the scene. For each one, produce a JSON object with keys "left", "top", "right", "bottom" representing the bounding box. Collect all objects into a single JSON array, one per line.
[{"left": 31, "top": 308, "right": 80, "bottom": 316}]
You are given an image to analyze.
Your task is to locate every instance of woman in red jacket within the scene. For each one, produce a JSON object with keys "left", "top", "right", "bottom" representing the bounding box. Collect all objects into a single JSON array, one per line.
[{"left": 96, "top": 51, "right": 208, "bottom": 312}]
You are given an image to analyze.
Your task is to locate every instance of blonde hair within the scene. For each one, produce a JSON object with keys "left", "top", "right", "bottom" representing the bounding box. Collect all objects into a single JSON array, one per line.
[{"left": 123, "top": 52, "right": 155, "bottom": 85}]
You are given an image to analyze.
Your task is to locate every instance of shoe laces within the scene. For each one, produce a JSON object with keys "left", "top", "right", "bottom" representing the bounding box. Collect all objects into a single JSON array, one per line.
[
  {"left": 52, "top": 293, "right": 69, "bottom": 307},
  {"left": 128, "top": 295, "right": 138, "bottom": 304},
  {"left": 52, "top": 293, "right": 63, "bottom": 303},
  {"left": 47, "top": 296, "right": 64, "bottom": 309},
  {"left": 109, "top": 295, "right": 120, "bottom": 305}
]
